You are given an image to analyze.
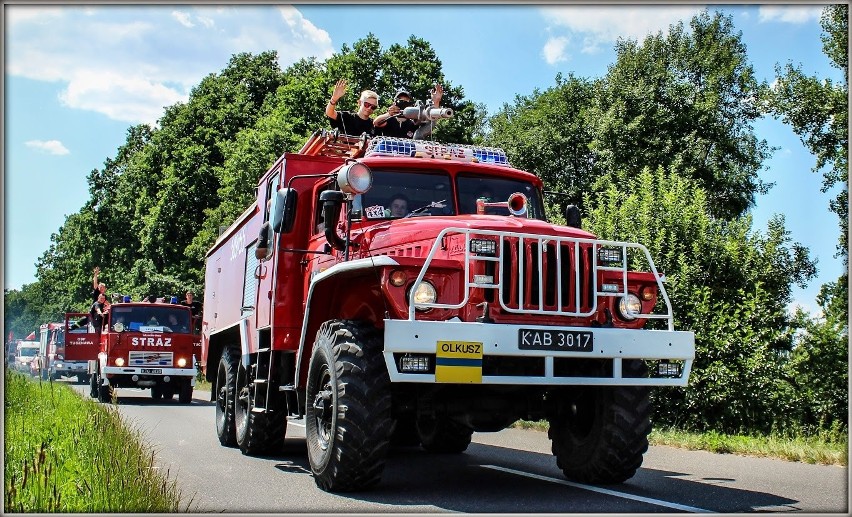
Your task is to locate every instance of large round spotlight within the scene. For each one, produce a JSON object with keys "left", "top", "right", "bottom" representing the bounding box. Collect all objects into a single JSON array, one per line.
[
  {"left": 177, "top": 358, "right": 187, "bottom": 367},
  {"left": 337, "top": 162, "right": 373, "bottom": 194},
  {"left": 115, "top": 357, "right": 125, "bottom": 367},
  {"left": 617, "top": 293, "right": 643, "bottom": 321}
]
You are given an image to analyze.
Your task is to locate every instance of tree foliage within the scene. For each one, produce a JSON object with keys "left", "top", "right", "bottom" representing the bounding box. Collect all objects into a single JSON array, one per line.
[
  {"left": 484, "top": 73, "right": 596, "bottom": 217},
  {"left": 586, "top": 11, "right": 772, "bottom": 220},
  {"left": 584, "top": 167, "right": 816, "bottom": 433},
  {"left": 765, "top": 4, "right": 848, "bottom": 260}
]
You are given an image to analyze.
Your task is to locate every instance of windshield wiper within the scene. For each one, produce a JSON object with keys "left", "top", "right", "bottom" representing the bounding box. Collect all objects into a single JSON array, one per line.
[{"left": 405, "top": 199, "right": 447, "bottom": 218}]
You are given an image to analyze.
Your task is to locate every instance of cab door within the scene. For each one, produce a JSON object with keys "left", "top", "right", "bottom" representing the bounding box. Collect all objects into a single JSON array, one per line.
[{"left": 254, "top": 168, "right": 281, "bottom": 330}]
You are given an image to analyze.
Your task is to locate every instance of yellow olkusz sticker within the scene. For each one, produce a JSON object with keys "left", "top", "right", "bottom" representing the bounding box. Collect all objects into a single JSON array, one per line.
[{"left": 435, "top": 341, "right": 483, "bottom": 383}]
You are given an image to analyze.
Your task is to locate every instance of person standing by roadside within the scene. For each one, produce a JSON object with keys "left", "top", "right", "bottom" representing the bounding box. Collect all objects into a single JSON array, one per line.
[{"left": 325, "top": 78, "right": 379, "bottom": 137}]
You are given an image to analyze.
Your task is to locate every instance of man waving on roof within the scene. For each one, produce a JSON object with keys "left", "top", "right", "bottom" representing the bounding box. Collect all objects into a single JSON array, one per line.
[{"left": 374, "top": 84, "right": 443, "bottom": 139}]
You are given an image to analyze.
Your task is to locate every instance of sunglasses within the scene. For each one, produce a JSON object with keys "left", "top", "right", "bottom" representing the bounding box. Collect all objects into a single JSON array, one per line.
[{"left": 362, "top": 101, "right": 378, "bottom": 110}]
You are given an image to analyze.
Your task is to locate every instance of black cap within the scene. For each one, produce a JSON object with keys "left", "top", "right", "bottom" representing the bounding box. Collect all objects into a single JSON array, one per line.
[{"left": 394, "top": 89, "right": 411, "bottom": 100}]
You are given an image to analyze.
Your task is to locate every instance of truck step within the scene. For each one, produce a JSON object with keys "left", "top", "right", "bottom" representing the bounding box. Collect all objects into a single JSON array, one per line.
[
  {"left": 280, "top": 384, "right": 296, "bottom": 392},
  {"left": 252, "top": 379, "right": 268, "bottom": 385},
  {"left": 256, "top": 347, "right": 271, "bottom": 354},
  {"left": 251, "top": 407, "right": 270, "bottom": 414}
]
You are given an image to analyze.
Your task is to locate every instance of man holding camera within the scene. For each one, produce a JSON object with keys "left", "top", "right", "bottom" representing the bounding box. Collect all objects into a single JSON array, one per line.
[{"left": 374, "top": 84, "right": 443, "bottom": 139}]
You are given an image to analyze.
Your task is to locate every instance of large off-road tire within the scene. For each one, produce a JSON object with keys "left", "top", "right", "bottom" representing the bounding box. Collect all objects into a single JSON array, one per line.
[
  {"left": 417, "top": 416, "right": 473, "bottom": 453},
  {"left": 178, "top": 378, "right": 193, "bottom": 404},
  {"left": 216, "top": 347, "right": 239, "bottom": 447},
  {"left": 305, "top": 320, "right": 393, "bottom": 492},
  {"left": 151, "top": 386, "right": 163, "bottom": 400},
  {"left": 548, "top": 360, "right": 651, "bottom": 484},
  {"left": 235, "top": 357, "right": 287, "bottom": 455}
]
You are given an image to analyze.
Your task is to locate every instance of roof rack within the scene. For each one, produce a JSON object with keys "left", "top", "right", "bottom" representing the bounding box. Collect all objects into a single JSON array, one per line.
[{"left": 298, "top": 129, "right": 369, "bottom": 159}]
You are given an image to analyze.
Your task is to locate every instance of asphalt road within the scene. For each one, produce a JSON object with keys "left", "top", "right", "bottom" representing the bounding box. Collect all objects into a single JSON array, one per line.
[{"left": 67, "top": 382, "right": 849, "bottom": 513}]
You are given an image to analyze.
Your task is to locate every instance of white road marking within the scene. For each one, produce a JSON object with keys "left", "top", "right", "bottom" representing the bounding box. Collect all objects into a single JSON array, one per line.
[{"left": 481, "top": 465, "right": 715, "bottom": 513}]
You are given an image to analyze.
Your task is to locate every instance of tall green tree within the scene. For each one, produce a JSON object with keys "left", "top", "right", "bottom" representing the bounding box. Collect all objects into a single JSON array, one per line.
[
  {"left": 484, "top": 73, "right": 596, "bottom": 215},
  {"left": 585, "top": 166, "right": 815, "bottom": 433},
  {"left": 139, "top": 51, "right": 285, "bottom": 288},
  {"left": 786, "top": 281, "right": 849, "bottom": 433},
  {"left": 587, "top": 10, "right": 772, "bottom": 220},
  {"left": 766, "top": 4, "right": 848, "bottom": 260}
]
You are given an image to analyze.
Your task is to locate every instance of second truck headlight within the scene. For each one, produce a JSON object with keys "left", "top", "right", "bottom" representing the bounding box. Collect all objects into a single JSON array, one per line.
[{"left": 617, "top": 293, "right": 642, "bottom": 320}]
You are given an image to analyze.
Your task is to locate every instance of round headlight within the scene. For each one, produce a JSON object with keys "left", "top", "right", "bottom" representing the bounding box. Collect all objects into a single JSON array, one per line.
[
  {"left": 410, "top": 281, "right": 437, "bottom": 309},
  {"left": 115, "top": 357, "right": 125, "bottom": 367},
  {"left": 617, "top": 293, "right": 643, "bottom": 320},
  {"left": 177, "top": 358, "right": 187, "bottom": 367},
  {"left": 337, "top": 162, "right": 373, "bottom": 194}
]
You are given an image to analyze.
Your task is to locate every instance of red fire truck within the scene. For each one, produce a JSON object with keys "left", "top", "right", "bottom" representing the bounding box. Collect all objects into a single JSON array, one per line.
[
  {"left": 201, "top": 129, "right": 695, "bottom": 492},
  {"left": 88, "top": 301, "right": 199, "bottom": 403},
  {"left": 46, "top": 313, "right": 101, "bottom": 383}
]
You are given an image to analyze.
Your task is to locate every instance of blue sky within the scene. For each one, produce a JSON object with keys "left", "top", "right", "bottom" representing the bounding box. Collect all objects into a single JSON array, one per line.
[{"left": 3, "top": 4, "right": 845, "bottom": 315}]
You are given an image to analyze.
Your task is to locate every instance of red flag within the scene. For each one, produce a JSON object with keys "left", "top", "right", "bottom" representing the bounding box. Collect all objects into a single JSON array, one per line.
[{"left": 24, "top": 331, "right": 36, "bottom": 340}]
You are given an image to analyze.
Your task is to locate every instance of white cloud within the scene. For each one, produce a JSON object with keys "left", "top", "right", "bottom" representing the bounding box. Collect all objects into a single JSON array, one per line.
[
  {"left": 25, "top": 140, "right": 70, "bottom": 155},
  {"left": 758, "top": 6, "right": 822, "bottom": 24},
  {"left": 5, "top": 5, "right": 335, "bottom": 125},
  {"left": 543, "top": 36, "right": 570, "bottom": 65},
  {"left": 540, "top": 6, "right": 703, "bottom": 54},
  {"left": 171, "top": 10, "right": 194, "bottom": 28}
]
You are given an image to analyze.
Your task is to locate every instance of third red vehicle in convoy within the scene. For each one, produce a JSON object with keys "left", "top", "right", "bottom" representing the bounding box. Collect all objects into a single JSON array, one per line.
[
  {"left": 201, "top": 125, "right": 696, "bottom": 492},
  {"left": 40, "top": 317, "right": 95, "bottom": 383}
]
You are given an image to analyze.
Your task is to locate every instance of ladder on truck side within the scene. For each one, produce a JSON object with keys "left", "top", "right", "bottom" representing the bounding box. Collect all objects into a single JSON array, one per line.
[
  {"left": 249, "top": 344, "right": 299, "bottom": 417},
  {"left": 298, "top": 129, "right": 369, "bottom": 159}
]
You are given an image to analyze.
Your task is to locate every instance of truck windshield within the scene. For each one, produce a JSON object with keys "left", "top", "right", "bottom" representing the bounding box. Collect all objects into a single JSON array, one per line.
[
  {"left": 356, "top": 169, "right": 545, "bottom": 221},
  {"left": 19, "top": 347, "right": 38, "bottom": 357},
  {"left": 110, "top": 306, "right": 191, "bottom": 333},
  {"left": 358, "top": 170, "right": 455, "bottom": 219},
  {"left": 456, "top": 174, "right": 545, "bottom": 219}
]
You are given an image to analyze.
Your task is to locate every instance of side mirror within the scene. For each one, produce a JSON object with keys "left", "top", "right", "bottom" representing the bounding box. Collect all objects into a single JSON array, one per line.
[
  {"left": 320, "top": 190, "right": 346, "bottom": 251},
  {"left": 564, "top": 204, "right": 582, "bottom": 228},
  {"left": 271, "top": 188, "right": 298, "bottom": 233}
]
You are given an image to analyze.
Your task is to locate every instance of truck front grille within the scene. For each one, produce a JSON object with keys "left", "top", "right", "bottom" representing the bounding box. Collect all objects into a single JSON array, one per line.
[
  {"left": 128, "top": 351, "right": 173, "bottom": 367},
  {"left": 498, "top": 238, "right": 595, "bottom": 315}
]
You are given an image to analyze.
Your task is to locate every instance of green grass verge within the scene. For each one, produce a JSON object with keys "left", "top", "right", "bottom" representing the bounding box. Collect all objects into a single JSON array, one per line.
[
  {"left": 512, "top": 420, "right": 848, "bottom": 466},
  {"left": 4, "top": 371, "right": 190, "bottom": 512}
]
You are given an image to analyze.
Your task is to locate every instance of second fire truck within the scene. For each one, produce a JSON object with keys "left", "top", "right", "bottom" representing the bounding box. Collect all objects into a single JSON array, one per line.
[{"left": 88, "top": 300, "right": 199, "bottom": 403}]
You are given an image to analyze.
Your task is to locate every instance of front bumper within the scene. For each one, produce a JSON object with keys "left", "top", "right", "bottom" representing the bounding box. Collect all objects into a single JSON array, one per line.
[
  {"left": 383, "top": 319, "right": 694, "bottom": 386},
  {"left": 102, "top": 366, "right": 197, "bottom": 387},
  {"left": 53, "top": 361, "right": 89, "bottom": 374}
]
